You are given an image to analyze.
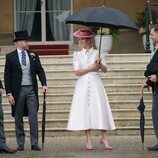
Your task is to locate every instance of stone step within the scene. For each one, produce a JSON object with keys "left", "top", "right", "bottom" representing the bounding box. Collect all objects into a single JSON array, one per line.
[
  {"left": 39, "top": 92, "right": 151, "bottom": 102},
  {"left": 1, "top": 91, "right": 152, "bottom": 103},
  {"left": 0, "top": 67, "right": 146, "bottom": 75},
  {"left": 44, "top": 76, "right": 146, "bottom": 85},
  {"left": 1, "top": 100, "right": 152, "bottom": 111},
  {"left": 0, "top": 69, "right": 146, "bottom": 78},
  {"left": 38, "top": 84, "right": 147, "bottom": 93},
  {"left": 3, "top": 126, "right": 155, "bottom": 137},
  {"left": 0, "top": 54, "right": 151, "bottom": 63},
  {"left": 0, "top": 59, "right": 149, "bottom": 65},
  {"left": 43, "top": 69, "right": 146, "bottom": 77},
  {"left": 3, "top": 117, "right": 153, "bottom": 130},
  {"left": 0, "top": 83, "right": 146, "bottom": 93},
  {"left": 0, "top": 76, "right": 147, "bottom": 86},
  {"left": 39, "top": 54, "right": 151, "bottom": 62},
  {"left": 35, "top": 84, "right": 145, "bottom": 93},
  {"left": 40, "top": 61, "right": 149, "bottom": 70},
  {"left": 3, "top": 108, "right": 152, "bottom": 120}
]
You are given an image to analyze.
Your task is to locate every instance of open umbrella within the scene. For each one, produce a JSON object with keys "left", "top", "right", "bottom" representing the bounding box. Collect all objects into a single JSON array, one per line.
[
  {"left": 42, "top": 91, "right": 46, "bottom": 150},
  {"left": 66, "top": 4, "right": 137, "bottom": 59},
  {"left": 137, "top": 87, "right": 146, "bottom": 150},
  {"left": 66, "top": 6, "right": 137, "bottom": 29}
]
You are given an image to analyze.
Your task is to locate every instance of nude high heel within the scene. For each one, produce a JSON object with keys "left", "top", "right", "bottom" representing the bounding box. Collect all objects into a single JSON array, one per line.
[
  {"left": 100, "top": 138, "right": 113, "bottom": 150},
  {"left": 86, "top": 140, "right": 93, "bottom": 150}
]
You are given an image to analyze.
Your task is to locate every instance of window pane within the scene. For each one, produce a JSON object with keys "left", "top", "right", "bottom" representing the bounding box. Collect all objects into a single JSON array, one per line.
[
  {"left": 30, "top": 13, "right": 41, "bottom": 41},
  {"left": 16, "top": 0, "right": 41, "bottom": 11},
  {"left": 16, "top": 0, "right": 41, "bottom": 41},
  {"left": 46, "top": 0, "right": 71, "bottom": 41}
]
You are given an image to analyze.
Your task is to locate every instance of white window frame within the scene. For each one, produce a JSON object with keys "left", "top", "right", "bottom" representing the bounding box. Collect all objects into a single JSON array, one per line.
[{"left": 14, "top": 0, "right": 73, "bottom": 44}]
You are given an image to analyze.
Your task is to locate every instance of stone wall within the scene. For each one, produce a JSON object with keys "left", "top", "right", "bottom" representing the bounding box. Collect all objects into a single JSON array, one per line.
[{"left": 0, "top": 0, "right": 14, "bottom": 34}]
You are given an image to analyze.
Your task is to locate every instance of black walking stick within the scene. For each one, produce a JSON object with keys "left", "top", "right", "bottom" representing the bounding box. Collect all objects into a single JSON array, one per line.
[{"left": 42, "top": 91, "right": 46, "bottom": 150}]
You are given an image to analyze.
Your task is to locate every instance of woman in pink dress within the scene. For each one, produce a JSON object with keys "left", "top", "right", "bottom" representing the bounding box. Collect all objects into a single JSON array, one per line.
[{"left": 67, "top": 29, "right": 116, "bottom": 150}]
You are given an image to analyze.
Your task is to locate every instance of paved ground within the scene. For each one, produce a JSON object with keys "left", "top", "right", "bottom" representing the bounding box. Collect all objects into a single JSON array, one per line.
[{"left": 1, "top": 136, "right": 158, "bottom": 158}]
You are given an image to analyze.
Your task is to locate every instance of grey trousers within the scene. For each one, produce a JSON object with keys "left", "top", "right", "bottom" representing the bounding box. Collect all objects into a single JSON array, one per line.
[
  {"left": 15, "top": 86, "right": 38, "bottom": 146},
  {"left": 0, "top": 97, "right": 6, "bottom": 149},
  {"left": 152, "top": 89, "right": 158, "bottom": 139}
]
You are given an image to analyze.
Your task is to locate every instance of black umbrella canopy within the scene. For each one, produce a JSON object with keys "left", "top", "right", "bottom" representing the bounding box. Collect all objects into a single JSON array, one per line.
[
  {"left": 66, "top": 6, "right": 137, "bottom": 30},
  {"left": 137, "top": 96, "right": 146, "bottom": 150},
  {"left": 137, "top": 98, "right": 145, "bottom": 114}
]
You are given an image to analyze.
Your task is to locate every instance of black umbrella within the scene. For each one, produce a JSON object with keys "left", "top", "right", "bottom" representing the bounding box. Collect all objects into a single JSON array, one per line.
[
  {"left": 42, "top": 91, "right": 46, "bottom": 150},
  {"left": 66, "top": 5, "right": 137, "bottom": 59},
  {"left": 137, "top": 87, "right": 146, "bottom": 150},
  {"left": 66, "top": 6, "right": 137, "bottom": 29}
]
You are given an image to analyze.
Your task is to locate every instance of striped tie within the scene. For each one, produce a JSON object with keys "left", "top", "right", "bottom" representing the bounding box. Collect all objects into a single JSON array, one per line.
[{"left": 21, "top": 51, "right": 26, "bottom": 66}]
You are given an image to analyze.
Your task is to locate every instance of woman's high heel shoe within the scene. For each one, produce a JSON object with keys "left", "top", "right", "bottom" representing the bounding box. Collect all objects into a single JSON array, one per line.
[
  {"left": 86, "top": 141, "right": 93, "bottom": 150},
  {"left": 100, "top": 138, "right": 113, "bottom": 150}
]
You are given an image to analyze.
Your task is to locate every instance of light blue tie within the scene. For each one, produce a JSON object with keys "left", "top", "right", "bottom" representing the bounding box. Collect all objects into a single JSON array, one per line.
[{"left": 21, "top": 51, "right": 26, "bottom": 66}]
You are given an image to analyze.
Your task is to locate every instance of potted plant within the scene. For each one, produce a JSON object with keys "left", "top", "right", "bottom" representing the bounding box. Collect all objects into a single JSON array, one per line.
[
  {"left": 136, "top": 10, "right": 158, "bottom": 52},
  {"left": 91, "top": 27, "right": 119, "bottom": 54}
]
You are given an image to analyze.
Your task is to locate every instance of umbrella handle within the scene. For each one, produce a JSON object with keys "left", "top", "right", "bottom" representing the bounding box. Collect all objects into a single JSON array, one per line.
[
  {"left": 98, "top": 27, "right": 103, "bottom": 60},
  {"left": 141, "top": 83, "right": 150, "bottom": 98},
  {"left": 43, "top": 91, "right": 46, "bottom": 101},
  {"left": 141, "top": 87, "right": 144, "bottom": 98},
  {"left": 97, "top": 57, "right": 101, "bottom": 64}
]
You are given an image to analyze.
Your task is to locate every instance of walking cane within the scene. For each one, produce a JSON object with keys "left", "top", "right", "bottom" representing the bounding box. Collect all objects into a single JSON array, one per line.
[{"left": 42, "top": 91, "right": 46, "bottom": 150}]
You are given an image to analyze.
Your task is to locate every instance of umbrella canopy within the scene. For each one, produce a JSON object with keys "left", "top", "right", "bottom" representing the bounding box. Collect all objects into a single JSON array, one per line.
[
  {"left": 66, "top": 6, "right": 137, "bottom": 59},
  {"left": 66, "top": 6, "right": 137, "bottom": 30},
  {"left": 42, "top": 91, "right": 46, "bottom": 150},
  {"left": 137, "top": 88, "right": 146, "bottom": 150}
]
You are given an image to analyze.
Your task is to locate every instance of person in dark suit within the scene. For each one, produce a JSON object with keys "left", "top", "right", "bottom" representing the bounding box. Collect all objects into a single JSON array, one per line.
[
  {"left": 4, "top": 30, "right": 47, "bottom": 151},
  {"left": 0, "top": 80, "right": 17, "bottom": 153},
  {"left": 143, "top": 25, "right": 158, "bottom": 151}
]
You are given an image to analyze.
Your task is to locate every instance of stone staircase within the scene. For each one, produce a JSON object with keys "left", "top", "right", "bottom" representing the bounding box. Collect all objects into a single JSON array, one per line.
[{"left": 0, "top": 53, "right": 154, "bottom": 137}]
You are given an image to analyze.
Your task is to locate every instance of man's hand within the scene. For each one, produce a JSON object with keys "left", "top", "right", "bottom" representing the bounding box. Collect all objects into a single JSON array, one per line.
[
  {"left": 42, "top": 86, "right": 47, "bottom": 93},
  {"left": 0, "top": 88, "right": 4, "bottom": 96},
  {"left": 148, "top": 74, "right": 158, "bottom": 83},
  {"left": 8, "top": 95, "right": 15, "bottom": 105}
]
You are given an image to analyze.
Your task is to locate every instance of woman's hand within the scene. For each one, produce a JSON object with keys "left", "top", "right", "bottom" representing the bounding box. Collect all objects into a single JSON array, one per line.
[
  {"left": 74, "top": 61, "right": 100, "bottom": 76},
  {"left": 90, "top": 61, "right": 100, "bottom": 72},
  {"left": 97, "top": 58, "right": 107, "bottom": 73}
]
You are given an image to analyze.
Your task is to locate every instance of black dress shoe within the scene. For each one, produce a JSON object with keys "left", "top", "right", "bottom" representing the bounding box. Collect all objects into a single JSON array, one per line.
[
  {"left": 147, "top": 144, "right": 158, "bottom": 151},
  {"left": 0, "top": 146, "right": 17, "bottom": 154},
  {"left": 31, "top": 145, "right": 41, "bottom": 151},
  {"left": 17, "top": 145, "right": 24, "bottom": 151}
]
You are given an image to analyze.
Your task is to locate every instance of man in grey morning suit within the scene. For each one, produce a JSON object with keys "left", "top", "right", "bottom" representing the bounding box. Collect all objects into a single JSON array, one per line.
[
  {"left": 144, "top": 25, "right": 158, "bottom": 151},
  {"left": 4, "top": 31, "right": 47, "bottom": 151},
  {"left": 0, "top": 80, "right": 16, "bottom": 153}
]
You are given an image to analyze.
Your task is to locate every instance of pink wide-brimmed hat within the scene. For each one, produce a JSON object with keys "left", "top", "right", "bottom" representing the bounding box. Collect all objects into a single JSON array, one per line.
[{"left": 73, "top": 29, "right": 95, "bottom": 38}]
